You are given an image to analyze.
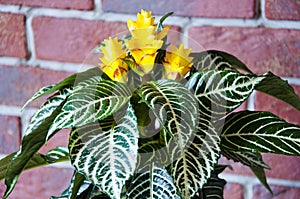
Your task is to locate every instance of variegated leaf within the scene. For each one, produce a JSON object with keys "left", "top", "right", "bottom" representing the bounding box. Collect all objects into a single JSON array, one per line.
[
  {"left": 25, "top": 89, "right": 70, "bottom": 136},
  {"left": 221, "top": 111, "right": 300, "bottom": 155},
  {"left": 221, "top": 150, "right": 269, "bottom": 169},
  {"left": 68, "top": 104, "right": 139, "bottom": 199},
  {"left": 191, "top": 50, "right": 253, "bottom": 73},
  {"left": 171, "top": 118, "right": 220, "bottom": 198},
  {"left": 138, "top": 80, "right": 199, "bottom": 150},
  {"left": 48, "top": 79, "right": 132, "bottom": 139},
  {"left": 22, "top": 84, "right": 56, "bottom": 110},
  {"left": 72, "top": 75, "right": 103, "bottom": 90},
  {"left": 137, "top": 139, "right": 170, "bottom": 168},
  {"left": 22, "top": 67, "right": 102, "bottom": 110},
  {"left": 186, "top": 70, "right": 265, "bottom": 119},
  {"left": 0, "top": 147, "right": 69, "bottom": 181},
  {"left": 126, "top": 163, "right": 180, "bottom": 199},
  {"left": 45, "top": 146, "right": 69, "bottom": 162}
]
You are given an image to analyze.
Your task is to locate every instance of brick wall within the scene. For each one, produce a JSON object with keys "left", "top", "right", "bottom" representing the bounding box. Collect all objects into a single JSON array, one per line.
[{"left": 0, "top": 0, "right": 300, "bottom": 198}]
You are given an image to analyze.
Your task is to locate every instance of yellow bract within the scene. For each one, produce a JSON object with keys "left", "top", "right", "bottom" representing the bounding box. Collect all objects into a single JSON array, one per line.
[
  {"left": 128, "top": 9, "right": 170, "bottom": 41},
  {"left": 125, "top": 34, "right": 163, "bottom": 75},
  {"left": 163, "top": 43, "right": 193, "bottom": 80},
  {"left": 99, "top": 37, "right": 128, "bottom": 83},
  {"left": 125, "top": 9, "right": 170, "bottom": 76},
  {"left": 127, "top": 9, "right": 155, "bottom": 30}
]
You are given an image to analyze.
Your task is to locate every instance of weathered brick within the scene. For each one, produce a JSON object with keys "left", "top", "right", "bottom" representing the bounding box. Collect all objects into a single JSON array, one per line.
[
  {"left": 263, "top": 153, "right": 300, "bottom": 181},
  {"left": 165, "top": 26, "right": 182, "bottom": 47},
  {"left": 255, "top": 85, "right": 300, "bottom": 125},
  {"left": 0, "top": 65, "right": 72, "bottom": 107},
  {"left": 265, "top": 0, "right": 300, "bottom": 21},
  {"left": 39, "top": 129, "right": 70, "bottom": 154},
  {"left": 0, "top": 12, "right": 27, "bottom": 58},
  {"left": 188, "top": 26, "right": 300, "bottom": 77},
  {"left": 102, "top": 0, "right": 256, "bottom": 18},
  {"left": 0, "top": 115, "right": 20, "bottom": 154},
  {"left": 0, "top": 167, "right": 73, "bottom": 199},
  {"left": 32, "top": 17, "right": 128, "bottom": 63},
  {"left": 0, "top": 0, "right": 93, "bottom": 10},
  {"left": 218, "top": 155, "right": 254, "bottom": 176},
  {"left": 223, "top": 183, "right": 243, "bottom": 199},
  {"left": 219, "top": 153, "right": 300, "bottom": 181},
  {"left": 253, "top": 184, "right": 300, "bottom": 199},
  {"left": 233, "top": 101, "right": 247, "bottom": 112}
]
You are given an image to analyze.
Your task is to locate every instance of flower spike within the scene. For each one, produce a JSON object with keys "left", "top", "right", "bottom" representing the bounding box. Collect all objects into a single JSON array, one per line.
[
  {"left": 163, "top": 43, "right": 193, "bottom": 80},
  {"left": 99, "top": 37, "right": 128, "bottom": 83}
]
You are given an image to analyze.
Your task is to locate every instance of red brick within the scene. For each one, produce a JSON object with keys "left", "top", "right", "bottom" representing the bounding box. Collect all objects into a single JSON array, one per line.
[
  {"left": 32, "top": 17, "right": 128, "bottom": 63},
  {"left": 262, "top": 154, "right": 300, "bottom": 181},
  {"left": 0, "top": 166, "right": 73, "bottom": 199},
  {"left": 39, "top": 129, "right": 70, "bottom": 154},
  {"left": 102, "top": 0, "right": 256, "bottom": 18},
  {"left": 253, "top": 184, "right": 300, "bottom": 199},
  {"left": 165, "top": 26, "right": 182, "bottom": 47},
  {"left": 0, "top": 12, "right": 27, "bottom": 58},
  {"left": 0, "top": 0, "right": 93, "bottom": 10},
  {"left": 223, "top": 183, "right": 243, "bottom": 199},
  {"left": 219, "top": 153, "right": 300, "bottom": 181},
  {"left": 265, "top": 0, "right": 300, "bottom": 21},
  {"left": 0, "top": 116, "right": 20, "bottom": 154},
  {"left": 0, "top": 65, "right": 72, "bottom": 107},
  {"left": 232, "top": 101, "right": 247, "bottom": 113},
  {"left": 218, "top": 155, "right": 254, "bottom": 176},
  {"left": 188, "top": 27, "right": 300, "bottom": 77},
  {"left": 255, "top": 85, "right": 300, "bottom": 125}
]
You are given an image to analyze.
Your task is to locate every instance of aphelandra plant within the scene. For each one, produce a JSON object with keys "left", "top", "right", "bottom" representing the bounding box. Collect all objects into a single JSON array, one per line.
[{"left": 1, "top": 10, "right": 300, "bottom": 199}]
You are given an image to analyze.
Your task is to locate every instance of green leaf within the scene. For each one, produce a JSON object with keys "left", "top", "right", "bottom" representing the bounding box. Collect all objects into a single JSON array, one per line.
[
  {"left": 192, "top": 173, "right": 226, "bottom": 199},
  {"left": 53, "top": 172, "right": 91, "bottom": 199},
  {"left": 186, "top": 70, "right": 265, "bottom": 119},
  {"left": 156, "top": 12, "right": 173, "bottom": 32},
  {"left": 52, "top": 176, "right": 108, "bottom": 199},
  {"left": 22, "top": 67, "right": 102, "bottom": 109},
  {"left": 0, "top": 147, "right": 69, "bottom": 181},
  {"left": 171, "top": 118, "right": 220, "bottom": 198},
  {"left": 221, "top": 111, "right": 300, "bottom": 155},
  {"left": 191, "top": 50, "right": 253, "bottom": 74},
  {"left": 221, "top": 150, "right": 270, "bottom": 169},
  {"left": 138, "top": 80, "right": 199, "bottom": 148},
  {"left": 44, "top": 146, "right": 70, "bottom": 161},
  {"left": 68, "top": 104, "right": 139, "bottom": 199},
  {"left": 48, "top": 79, "right": 132, "bottom": 139},
  {"left": 250, "top": 166, "right": 273, "bottom": 194},
  {"left": 137, "top": 139, "right": 170, "bottom": 168},
  {"left": 69, "top": 172, "right": 86, "bottom": 199},
  {"left": 255, "top": 72, "right": 300, "bottom": 111},
  {"left": 3, "top": 90, "right": 69, "bottom": 199},
  {"left": 126, "top": 163, "right": 180, "bottom": 199},
  {"left": 214, "top": 165, "right": 230, "bottom": 174}
]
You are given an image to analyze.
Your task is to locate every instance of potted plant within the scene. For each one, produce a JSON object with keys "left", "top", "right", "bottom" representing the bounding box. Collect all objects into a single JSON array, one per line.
[{"left": 1, "top": 9, "right": 300, "bottom": 199}]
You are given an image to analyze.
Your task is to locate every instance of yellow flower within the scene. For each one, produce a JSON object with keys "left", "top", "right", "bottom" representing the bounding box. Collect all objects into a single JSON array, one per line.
[
  {"left": 125, "top": 9, "right": 171, "bottom": 76},
  {"left": 127, "top": 9, "right": 155, "bottom": 30},
  {"left": 163, "top": 43, "right": 193, "bottom": 80},
  {"left": 125, "top": 34, "right": 163, "bottom": 75},
  {"left": 99, "top": 37, "right": 128, "bottom": 83},
  {"left": 127, "top": 9, "right": 170, "bottom": 40}
]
